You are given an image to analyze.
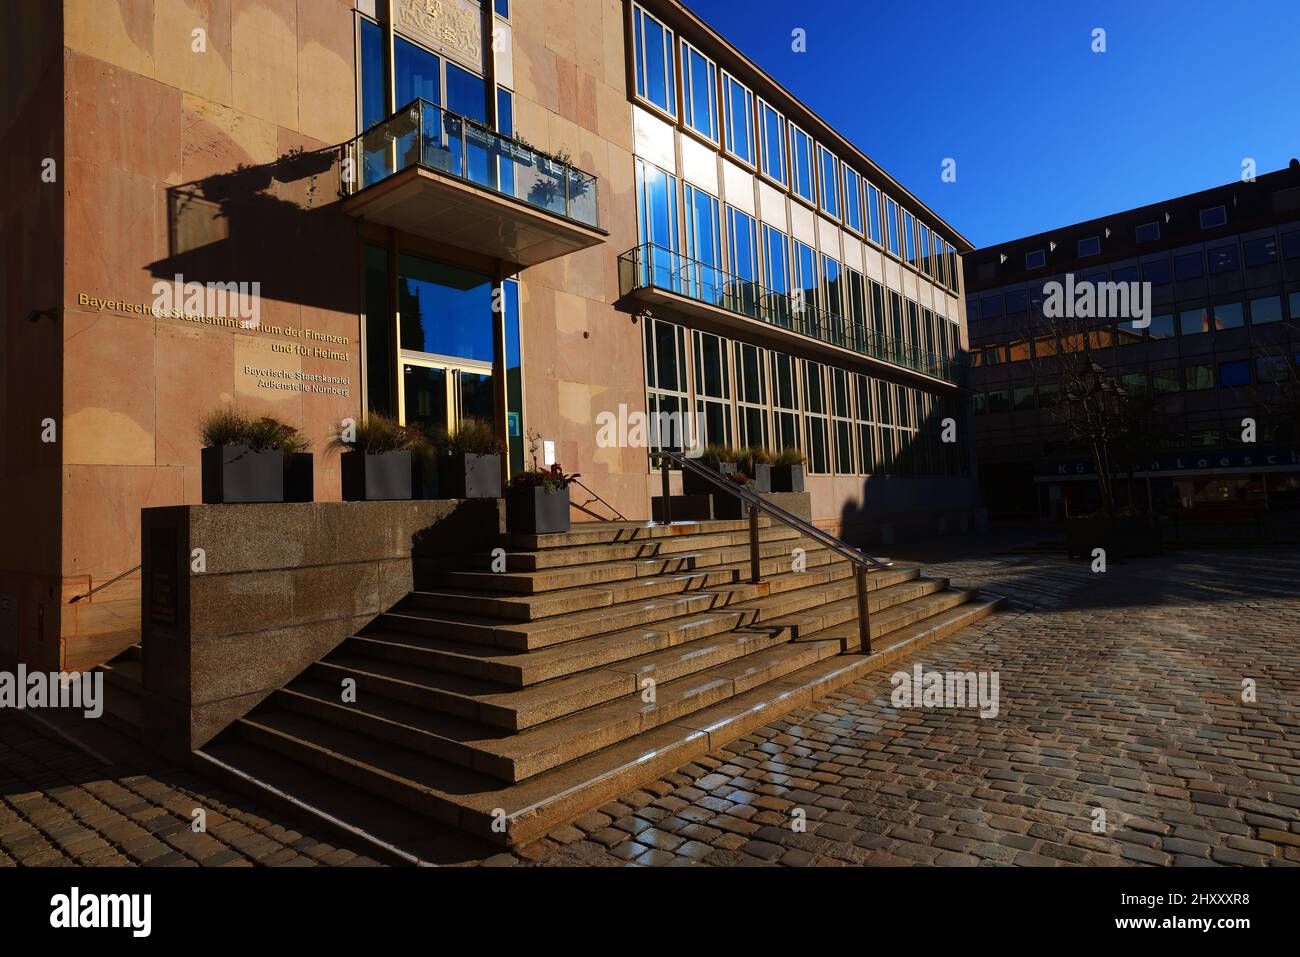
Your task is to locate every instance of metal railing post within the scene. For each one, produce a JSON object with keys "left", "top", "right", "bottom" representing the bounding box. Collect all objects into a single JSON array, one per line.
[
  {"left": 748, "top": 504, "right": 761, "bottom": 583},
  {"left": 659, "top": 454, "right": 672, "bottom": 525},
  {"left": 856, "top": 565, "right": 873, "bottom": 653}
]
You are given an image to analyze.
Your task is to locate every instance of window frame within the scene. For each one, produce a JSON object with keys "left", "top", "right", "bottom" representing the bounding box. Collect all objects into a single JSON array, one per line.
[
  {"left": 721, "top": 70, "right": 756, "bottom": 167},
  {"left": 679, "top": 38, "right": 719, "bottom": 144},
  {"left": 756, "top": 97, "right": 787, "bottom": 187},
  {"left": 631, "top": 3, "right": 677, "bottom": 119},
  {"left": 816, "top": 143, "right": 841, "bottom": 220},
  {"left": 788, "top": 121, "right": 816, "bottom": 206}
]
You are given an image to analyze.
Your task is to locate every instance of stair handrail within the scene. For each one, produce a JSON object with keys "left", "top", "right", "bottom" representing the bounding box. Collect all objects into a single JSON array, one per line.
[
  {"left": 650, "top": 449, "right": 891, "bottom": 653},
  {"left": 568, "top": 477, "right": 628, "bottom": 522},
  {"left": 68, "top": 564, "right": 142, "bottom": 605}
]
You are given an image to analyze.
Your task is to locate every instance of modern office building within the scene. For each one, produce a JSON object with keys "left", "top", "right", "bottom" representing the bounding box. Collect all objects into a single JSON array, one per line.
[
  {"left": 963, "top": 164, "right": 1300, "bottom": 521},
  {"left": 4, "top": 0, "right": 978, "bottom": 674}
]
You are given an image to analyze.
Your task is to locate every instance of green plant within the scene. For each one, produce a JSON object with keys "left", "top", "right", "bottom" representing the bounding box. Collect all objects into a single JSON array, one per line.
[
  {"left": 328, "top": 414, "right": 427, "bottom": 455},
  {"left": 773, "top": 448, "right": 805, "bottom": 467},
  {"left": 738, "top": 447, "right": 772, "bottom": 472},
  {"left": 698, "top": 444, "right": 735, "bottom": 468},
  {"left": 199, "top": 408, "right": 310, "bottom": 453},
  {"left": 433, "top": 417, "right": 504, "bottom": 456}
]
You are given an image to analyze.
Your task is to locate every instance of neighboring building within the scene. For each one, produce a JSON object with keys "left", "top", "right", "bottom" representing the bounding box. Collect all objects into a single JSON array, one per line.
[
  {"left": 964, "top": 164, "right": 1300, "bottom": 521},
  {"left": 2, "top": 0, "right": 976, "bottom": 673}
]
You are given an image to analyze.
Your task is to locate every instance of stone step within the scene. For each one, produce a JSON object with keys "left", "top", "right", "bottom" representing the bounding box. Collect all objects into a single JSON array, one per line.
[
  {"left": 276, "top": 635, "right": 836, "bottom": 783},
  {"left": 445, "top": 536, "right": 835, "bottom": 594},
  {"left": 473, "top": 524, "right": 808, "bottom": 572},
  {"left": 220, "top": 592, "right": 1006, "bottom": 848},
  {"left": 350, "top": 573, "right": 942, "bottom": 689},
  {"left": 376, "top": 562, "right": 920, "bottom": 652},
  {"left": 497, "top": 518, "right": 773, "bottom": 551}
]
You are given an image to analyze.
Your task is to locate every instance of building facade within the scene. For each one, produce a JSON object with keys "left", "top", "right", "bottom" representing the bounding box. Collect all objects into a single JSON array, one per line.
[
  {"left": 2, "top": 0, "right": 976, "bottom": 673},
  {"left": 964, "top": 165, "right": 1300, "bottom": 521}
]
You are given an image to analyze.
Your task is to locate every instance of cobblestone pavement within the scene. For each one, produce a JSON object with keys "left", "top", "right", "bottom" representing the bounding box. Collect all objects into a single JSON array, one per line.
[
  {"left": 0, "top": 714, "right": 380, "bottom": 867},
  {"left": 497, "top": 547, "right": 1300, "bottom": 867}
]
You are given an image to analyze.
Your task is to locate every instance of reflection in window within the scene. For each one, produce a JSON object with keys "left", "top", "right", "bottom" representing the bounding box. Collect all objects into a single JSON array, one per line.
[
  {"left": 802, "top": 361, "right": 829, "bottom": 474},
  {"left": 865, "top": 181, "right": 882, "bottom": 244},
  {"left": 817, "top": 145, "right": 840, "bottom": 218},
  {"left": 1213, "top": 302, "right": 1244, "bottom": 329},
  {"left": 680, "top": 41, "right": 718, "bottom": 140},
  {"left": 1250, "top": 295, "right": 1283, "bottom": 325},
  {"left": 734, "top": 343, "right": 769, "bottom": 449},
  {"left": 643, "top": 316, "right": 690, "bottom": 453},
  {"left": 694, "top": 331, "right": 732, "bottom": 448},
  {"left": 722, "top": 73, "right": 754, "bottom": 164},
  {"left": 1218, "top": 360, "right": 1250, "bottom": 388},
  {"left": 843, "top": 164, "right": 862, "bottom": 233},
  {"left": 1207, "top": 243, "right": 1240, "bottom": 275},
  {"left": 1173, "top": 251, "right": 1203, "bottom": 281},
  {"left": 398, "top": 254, "right": 494, "bottom": 362},
  {"left": 633, "top": 4, "right": 676, "bottom": 115},
  {"left": 758, "top": 100, "right": 786, "bottom": 185},
  {"left": 1179, "top": 307, "right": 1209, "bottom": 336},
  {"left": 770, "top": 353, "right": 801, "bottom": 453},
  {"left": 1242, "top": 236, "right": 1277, "bottom": 268},
  {"left": 1184, "top": 365, "right": 1214, "bottom": 391},
  {"left": 1142, "top": 258, "right": 1171, "bottom": 285},
  {"left": 790, "top": 124, "right": 814, "bottom": 203}
]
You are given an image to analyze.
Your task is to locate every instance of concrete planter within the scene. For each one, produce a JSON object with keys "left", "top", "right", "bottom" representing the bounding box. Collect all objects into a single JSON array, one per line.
[
  {"left": 201, "top": 445, "right": 287, "bottom": 504},
  {"left": 771, "top": 464, "right": 805, "bottom": 493},
  {"left": 506, "top": 486, "right": 571, "bottom": 535},
  {"left": 439, "top": 452, "right": 502, "bottom": 499},
  {"left": 750, "top": 463, "right": 772, "bottom": 493},
  {"left": 341, "top": 450, "right": 413, "bottom": 501},
  {"left": 284, "top": 452, "right": 314, "bottom": 503},
  {"left": 683, "top": 461, "right": 735, "bottom": 495}
]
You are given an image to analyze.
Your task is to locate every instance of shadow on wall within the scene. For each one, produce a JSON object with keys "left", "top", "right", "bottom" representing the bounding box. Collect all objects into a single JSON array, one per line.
[
  {"left": 838, "top": 393, "right": 981, "bottom": 549},
  {"left": 147, "top": 145, "right": 358, "bottom": 314}
]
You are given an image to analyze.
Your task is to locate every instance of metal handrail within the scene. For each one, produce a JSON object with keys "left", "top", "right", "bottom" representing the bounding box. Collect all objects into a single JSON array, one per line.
[
  {"left": 619, "top": 243, "right": 958, "bottom": 384},
  {"left": 68, "top": 564, "right": 142, "bottom": 605},
  {"left": 569, "top": 477, "right": 628, "bottom": 522},
  {"left": 651, "top": 450, "right": 891, "bottom": 653}
]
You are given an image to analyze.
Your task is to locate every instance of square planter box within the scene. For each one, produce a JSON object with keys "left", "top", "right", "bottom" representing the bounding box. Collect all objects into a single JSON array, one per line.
[
  {"left": 682, "top": 462, "right": 736, "bottom": 496},
  {"left": 201, "top": 445, "right": 286, "bottom": 504},
  {"left": 285, "top": 452, "right": 314, "bottom": 503},
  {"left": 341, "top": 450, "right": 413, "bottom": 501},
  {"left": 438, "top": 453, "right": 502, "bottom": 499},
  {"left": 506, "top": 486, "right": 571, "bottom": 535},
  {"left": 749, "top": 463, "right": 772, "bottom": 494},
  {"left": 771, "top": 464, "right": 805, "bottom": 493}
]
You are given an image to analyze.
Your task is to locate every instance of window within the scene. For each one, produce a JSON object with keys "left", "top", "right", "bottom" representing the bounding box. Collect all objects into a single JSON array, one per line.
[
  {"left": 1184, "top": 365, "right": 1214, "bottom": 391},
  {"left": 770, "top": 352, "right": 801, "bottom": 452},
  {"left": 854, "top": 375, "right": 876, "bottom": 473},
  {"left": 632, "top": 4, "right": 675, "bottom": 115},
  {"left": 918, "top": 222, "right": 933, "bottom": 276},
  {"left": 727, "top": 205, "right": 760, "bottom": 315},
  {"left": 1143, "top": 258, "right": 1171, "bottom": 285},
  {"left": 865, "top": 181, "right": 883, "bottom": 245},
  {"left": 846, "top": 268, "right": 867, "bottom": 350},
  {"left": 635, "top": 159, "right": 679, "bottom": 288},
  {"left": 1008, "top": 339, "right": 1030, "bottom": 362},
  {"left": 1173, "top": 251, "right": 1203, "bottom": 281},
  {"left": 1038, "top": 382, "right": 1060, "bottom": 408},
  {"left": 945, "top": 242, "right": 957, "bottom": 288},
  {"left": 683, "top": 182, "right": 721, "bottom": 300},
  {"left": 1005, "top": 289, "right": 1029, "bottom": 314},
  {"left": 1025, "top": 249, "right": 1046, "bottom": 269},
  {"left": 789, "top": 123, "right": 814, "bottom": 203},
  {"left": 1213, "top": 301, "right": 1244, "bottom": 329},
  {"left": 903, "top": 209, "right": 916, "bottom": 265},
  {"left": 1284, "top": 231, "right": 1300, "bottom": 260},
  {"left": 1292, "top": 291, "right": 1300, "bottom": 320},
  {"left": 680, "top": 41, "right": 718, "bottom": 141},
  {"left": 981, "top": 293, "right": 1003, "bottom": 319},
  {"left": 1152, "top": 368, "right": 1181, "bottom": 393},
  {"left": 1257, "top": 355, "right": 1290, "bottom": 383},
  {"left": 1078, "top": 236, "right": 1100, "bottom": 257},
  {"left": 359, "top": 18, "right": 386, "bottom": 130},
  {"left": 1147, "top": 312, "right": 1175, "bottom": 339},
  {"left": 843, "top": 164, "right": 863, "bottom": 234},
  {"left": 494, "top": 0, "right": 509, "bottom": 16},
  {"left": 831, "top": 368, "right": 853, "bottom": 474},
  {"left": 758, "top": 99, "right": 786, "bottom": 184},
  {"left": 734, "top": 343, "right": 769, "bottom": 449},
  {"left": 1135, "top": 221, "right": 1161, "bottom": 243},
  {"left": 802, "top": 361, "right": 830, "bottom": 474},
  {"left": 793, "top": 240, "right": 817, "bottom": 328},
  {"left": 987, "top": 390, "right": 1010, "bottom": 413},
  {"left": 1218, "top": 360, "right": 1250, "bottom": 388},
  {"left": 816, "top": 145, "right": 840, "bottom": 218},
  {"left": 1179, "top": 307, "right": 1209, "bottom": 336},
  {"left": 1207, "top": 243, "right": 1240, "bottom": 275},
  {"left": 398, "top": 254, "right": 495, "bottom": 362},
  {"left": 1121, "top": 372, "right": 1148, "bottom": 395},
  {"left": 763, "top": 224, "right": 791, "bottom": 324},
  {"left": 693, "top": 330, "right": 732, "bottom": 447},
  {"left": 884, "top": 197, "right": 901, "bottom": 255},
  {"left": 821, "top": 255, "right": 844, "bottom": 341},
  {"left": 1013, "top": 385, "right": 1036, "bottom": 411},
  {"left": 1243, "top": 236, "right": 1278, "bottom": 268},
  {"left": 1251, "top": 295, "right": 1283, "bottom": 325},
  {"left": 644, "top": 317, "right": 690, "bottom": 452},
  {"left": 722, "top": 73, "right": 755, "bottom": 164},
  {"left": 1199, "top": 205, "right": 1227, "bottom": 229}
]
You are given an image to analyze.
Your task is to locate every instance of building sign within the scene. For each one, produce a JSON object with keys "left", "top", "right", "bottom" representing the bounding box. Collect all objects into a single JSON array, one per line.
[
  {"left": 1045, "top": 448, "right": 1300, "bottom": 477},
  {"left": 397, "top": 0, "right": 482, "bottom": 72}
]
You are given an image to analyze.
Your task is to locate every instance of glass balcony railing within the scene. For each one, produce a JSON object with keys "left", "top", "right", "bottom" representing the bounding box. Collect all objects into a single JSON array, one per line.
[
  {"left": 618, "top": 243, "right": 959, "bottom": 383},
  {"left": 343, "top": 99, "right": 599, "bottom": 229}
]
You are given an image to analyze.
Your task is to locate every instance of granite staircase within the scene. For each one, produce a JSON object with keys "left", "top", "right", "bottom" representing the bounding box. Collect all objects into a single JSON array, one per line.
[{"left": 200, "top": 517, "right": 1002, "bottom": 853}]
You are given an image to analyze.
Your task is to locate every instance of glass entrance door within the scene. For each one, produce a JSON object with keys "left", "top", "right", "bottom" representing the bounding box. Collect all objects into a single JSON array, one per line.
[{"left": 400, "top": 356, "right": 495, "bottom": 437}]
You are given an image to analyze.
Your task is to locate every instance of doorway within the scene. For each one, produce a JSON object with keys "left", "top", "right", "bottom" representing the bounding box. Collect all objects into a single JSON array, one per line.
[{"left": 399, "top": 355, "right": 495, "bottom": 437}]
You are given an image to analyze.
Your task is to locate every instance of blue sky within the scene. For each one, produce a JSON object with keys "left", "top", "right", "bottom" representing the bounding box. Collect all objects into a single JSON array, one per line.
[{"left": 685, "top": 0, "right": 1300, "bottom": 248}]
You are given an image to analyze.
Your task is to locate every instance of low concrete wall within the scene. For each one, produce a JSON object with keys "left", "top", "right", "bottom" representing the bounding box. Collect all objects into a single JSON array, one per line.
[{"left": 140, "top": 499, "right": 503, "bottom": 757}]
